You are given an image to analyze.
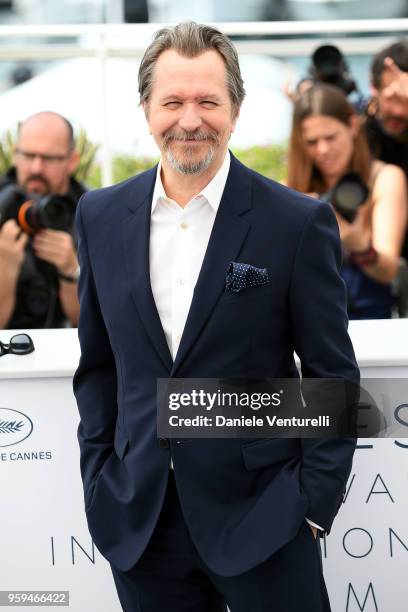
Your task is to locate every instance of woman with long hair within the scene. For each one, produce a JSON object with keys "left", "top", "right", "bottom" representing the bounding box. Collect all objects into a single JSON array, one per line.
[{"left": 287, "top": 83, "right": 407, "bottom": 319}]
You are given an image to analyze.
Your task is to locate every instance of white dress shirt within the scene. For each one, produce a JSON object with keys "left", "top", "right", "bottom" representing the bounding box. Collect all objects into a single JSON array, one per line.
[
  {"left": 148, "top": 151, "right": 323, "bottom": 533},
  {"left": 150, "top": 151, "right": 230, "bottom": 360}
]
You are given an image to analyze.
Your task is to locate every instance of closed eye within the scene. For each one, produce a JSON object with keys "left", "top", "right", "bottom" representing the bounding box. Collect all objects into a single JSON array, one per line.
[
  {"left": 200, "top": 100, "right": 218, "bottom": 108},
  {"left": 164, "top": 101, "right": 181, "bottom": 109},
  {"left": 305, "top": 134, "right": 337, "bottom": 147}
]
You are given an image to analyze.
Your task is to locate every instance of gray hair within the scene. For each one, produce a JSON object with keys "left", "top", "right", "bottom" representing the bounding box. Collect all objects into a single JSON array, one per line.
[{"left": 138, "top": 21, "right": 245, "bottom": 117}]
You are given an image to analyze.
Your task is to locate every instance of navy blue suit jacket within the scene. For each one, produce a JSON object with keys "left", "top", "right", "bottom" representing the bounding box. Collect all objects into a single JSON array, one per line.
[{"left": 73, "top": 153, "right": 359, "bottom": 576}]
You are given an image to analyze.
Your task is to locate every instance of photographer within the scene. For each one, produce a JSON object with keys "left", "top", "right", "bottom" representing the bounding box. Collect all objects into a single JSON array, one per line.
[
  {"left": 287, "top": 84, "right": 407, "bottom": 319},
  {"left": 362, "top": 40, "right": 408, "bottom": 314},
  {"left": 365, "top": 40, "right": 408, "bottom": 179},
  {"left": 285, "top": 44, "right": 365, "bottom": 113},
  {"left": 0, "top": 112, "right": 86, "bottom": 329}
]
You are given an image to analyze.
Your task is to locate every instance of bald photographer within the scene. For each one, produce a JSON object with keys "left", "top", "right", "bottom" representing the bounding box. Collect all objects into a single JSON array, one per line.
[{"left": 0, "top": 112, "right": 86, "bottom": 329}]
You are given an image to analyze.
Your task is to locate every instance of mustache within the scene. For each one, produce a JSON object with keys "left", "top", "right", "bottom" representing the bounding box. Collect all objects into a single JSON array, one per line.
[
  {"left": 383, "top": 114, "right": 408, "bottom": 124},
  {"left": 24, "top": 174, "right": 51, "bottom": 191},
  {"left": 163, "top": 130, "right": 220, "bottom": 145}
]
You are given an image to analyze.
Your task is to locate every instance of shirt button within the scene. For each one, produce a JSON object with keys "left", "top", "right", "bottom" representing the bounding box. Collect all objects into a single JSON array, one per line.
[
  {"left": 176, "top": 279, "right": 185, "bottom": 286},
  {"left": 158, "top": 438, "right": 169, "bottom": 449},
  {"left": 180, "top": 222, "right": 188, "bottom": 230}
]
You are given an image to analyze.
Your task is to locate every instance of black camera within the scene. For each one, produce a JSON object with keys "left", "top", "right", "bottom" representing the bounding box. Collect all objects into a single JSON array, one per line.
[
  {"left": 321, "top": 172, "right": 369, "bottom": 223},
  {"left": 0, "top": 183, "right": 74, "bottom": 234},
  {"left": 309, "top": 44, "right": 357, "bottom": 96}
]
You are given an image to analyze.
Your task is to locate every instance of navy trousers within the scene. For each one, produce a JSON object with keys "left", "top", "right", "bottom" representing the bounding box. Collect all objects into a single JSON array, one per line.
[{"left": 111, "top": 472, "right": 331, "bottom": 612}]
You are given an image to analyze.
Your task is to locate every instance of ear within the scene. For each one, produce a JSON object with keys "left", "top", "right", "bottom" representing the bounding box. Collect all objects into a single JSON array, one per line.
[{"left": 68, "top": 149, "right": 80, "bottom": 175}]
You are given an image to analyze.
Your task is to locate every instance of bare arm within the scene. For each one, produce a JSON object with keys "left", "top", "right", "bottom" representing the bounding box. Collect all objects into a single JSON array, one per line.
[
  {"left": 33, "top": 229, "right": 80, "bottom": 326},
  {"left": 336, "top": 164, "right": 407, "bottom": 284},
  {"left": 369, "top": 164, "right": 407, "bottom": 282},
  {"left": 58, "top": 277, "right": 80, "bottom": 327},
  {"left": 0, "top": 220, "right": 28, "bottom": 328}
]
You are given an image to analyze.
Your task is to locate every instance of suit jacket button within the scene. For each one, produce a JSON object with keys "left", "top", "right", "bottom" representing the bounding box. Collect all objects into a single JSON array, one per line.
[{"left": 158, "top": 438, "right": 169, "bottom": 449}]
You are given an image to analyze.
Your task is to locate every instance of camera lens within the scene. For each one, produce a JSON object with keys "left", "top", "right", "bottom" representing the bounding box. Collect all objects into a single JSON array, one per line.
[
  {"left": 38, "top": 196, "right": 73, "bottom": 229},
  {"left": 21, "top": 195, "right": 74, "bottom": 232},
  {"left": 336, "top": 182, "right": 366, "bottom": 211},
  {"left": 332, "top": 173, "right": 369, "bottom": 222},
  {"left": 312, "top": 45, "right": 343, "bottom": 80}
]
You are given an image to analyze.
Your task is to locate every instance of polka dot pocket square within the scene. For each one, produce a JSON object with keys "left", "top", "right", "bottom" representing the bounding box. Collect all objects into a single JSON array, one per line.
[{"left": 225, "top": 262, "right": 269, "bottom": 293}]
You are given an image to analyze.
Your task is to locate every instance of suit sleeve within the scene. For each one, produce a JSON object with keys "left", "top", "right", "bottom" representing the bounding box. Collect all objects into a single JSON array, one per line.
[
  {"left": 73, "top": 194, "right": 118, "bottom": 498},
  {"left": 289, "top": 201, "right": 359, "bottom": 534}
]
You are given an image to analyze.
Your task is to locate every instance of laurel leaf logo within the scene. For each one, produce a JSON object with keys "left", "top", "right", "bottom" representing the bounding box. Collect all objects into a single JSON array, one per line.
[{"left": 0, "top": 420, "right": 24, "bottom": 434}]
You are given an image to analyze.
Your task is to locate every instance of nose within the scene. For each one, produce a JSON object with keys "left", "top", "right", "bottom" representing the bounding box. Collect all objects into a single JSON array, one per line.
[
  {"left": 30, "top": 155, "right": 46, "bottom": 173},
  {"left": 387, "top": 98, "right": 406, "bottom": 118},
  {"left": 178, "top": 103, "right": 202, "bottom": 132},
  {"left": 316, "top": 139, "right": 329, "bottom": 156}
]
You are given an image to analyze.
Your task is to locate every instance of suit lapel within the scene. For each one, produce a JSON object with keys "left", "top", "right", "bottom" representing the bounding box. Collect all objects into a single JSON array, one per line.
[
  {"left": 122, "top": 167, "right": 173, "bottom": 371},
  {"left": 171, "top": 155, "right": 252, "bottom": 375}
]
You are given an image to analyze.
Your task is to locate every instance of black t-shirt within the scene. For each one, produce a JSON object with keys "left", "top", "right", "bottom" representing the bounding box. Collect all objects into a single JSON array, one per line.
[
  {"left": 0, "top": 168, "right": 86, "bottom": 329},
  {"left": 364, "top": 115, "right": 408, "bottom": 260},
  {"left": 364, "top": 114, "right": 408, "bottom": 176}
]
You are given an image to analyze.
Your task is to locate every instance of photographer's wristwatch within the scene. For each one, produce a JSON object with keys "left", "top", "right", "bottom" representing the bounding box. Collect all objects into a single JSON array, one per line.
[{"left": 57, "top": 266, "right": 80, "bottom": 283}]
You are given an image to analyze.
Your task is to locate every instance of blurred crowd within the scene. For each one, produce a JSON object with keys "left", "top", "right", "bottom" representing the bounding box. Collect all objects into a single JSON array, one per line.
[
  {"left": 1, "top": 38, "right": 408, "bottom": 328},
  {"left": 286, "top": 39, "right": 408, "bottom": 320}
]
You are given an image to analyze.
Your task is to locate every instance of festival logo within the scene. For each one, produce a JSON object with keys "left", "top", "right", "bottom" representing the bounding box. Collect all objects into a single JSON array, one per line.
[{"left": 0, "top": 407, "right": 33, "bottom": 447}]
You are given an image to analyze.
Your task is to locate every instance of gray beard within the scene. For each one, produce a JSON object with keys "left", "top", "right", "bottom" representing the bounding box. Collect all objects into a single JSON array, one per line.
[{"left": 164, "top": 144, "right": 216, "bottom": 176}]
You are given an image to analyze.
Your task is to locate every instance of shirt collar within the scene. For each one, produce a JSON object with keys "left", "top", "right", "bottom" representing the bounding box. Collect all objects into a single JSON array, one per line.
[{"left": 151, "top": 151, "right": 230, "bottom": 216}]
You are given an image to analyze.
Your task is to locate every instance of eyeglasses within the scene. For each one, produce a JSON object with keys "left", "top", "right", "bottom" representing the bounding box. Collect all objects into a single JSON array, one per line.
[
  {"left": 0, "top": 333, "right": 34, "bottom": 357},
  {"left": 15, "top": 148, "right": 71, "bottom": 165}
]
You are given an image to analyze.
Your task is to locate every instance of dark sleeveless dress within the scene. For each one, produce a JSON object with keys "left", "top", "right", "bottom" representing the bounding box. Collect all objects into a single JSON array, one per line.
[{"left": 340, "top": 260, "right": 394, "bottom": 320}]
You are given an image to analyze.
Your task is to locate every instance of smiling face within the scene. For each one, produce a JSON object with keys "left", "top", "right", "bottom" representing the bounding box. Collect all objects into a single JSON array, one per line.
[
  {"left": 300, "top": 114, "right": 356, "bottom": 184},
  {"left": 143, "top": 49, "right": 238, "bottom": 177}
]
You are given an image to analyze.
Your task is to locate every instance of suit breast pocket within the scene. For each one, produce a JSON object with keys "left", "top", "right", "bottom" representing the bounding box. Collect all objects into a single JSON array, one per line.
[{"left": 215, "top": 285, "right": 280, "bottom": 333}]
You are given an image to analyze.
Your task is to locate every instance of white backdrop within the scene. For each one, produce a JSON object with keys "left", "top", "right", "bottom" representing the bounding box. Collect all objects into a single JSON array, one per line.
[{"left": 0, "top": 377, "right": 121, "bottom": 611}]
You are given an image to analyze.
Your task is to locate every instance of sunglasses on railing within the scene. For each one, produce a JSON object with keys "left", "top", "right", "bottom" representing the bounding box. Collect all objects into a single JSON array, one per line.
[{"left": 0, "top": 334, "right": 35, "bottom": 357}]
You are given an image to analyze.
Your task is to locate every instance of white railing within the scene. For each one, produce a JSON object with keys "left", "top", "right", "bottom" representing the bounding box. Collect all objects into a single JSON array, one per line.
[{"left": 0, "top": 19, "right": 407, "bottom": 185}]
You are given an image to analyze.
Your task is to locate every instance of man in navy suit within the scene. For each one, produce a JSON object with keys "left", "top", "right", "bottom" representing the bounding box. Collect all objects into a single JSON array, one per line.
[{"left": 74, "top": 22, "right": 359, "bottom": 612}]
